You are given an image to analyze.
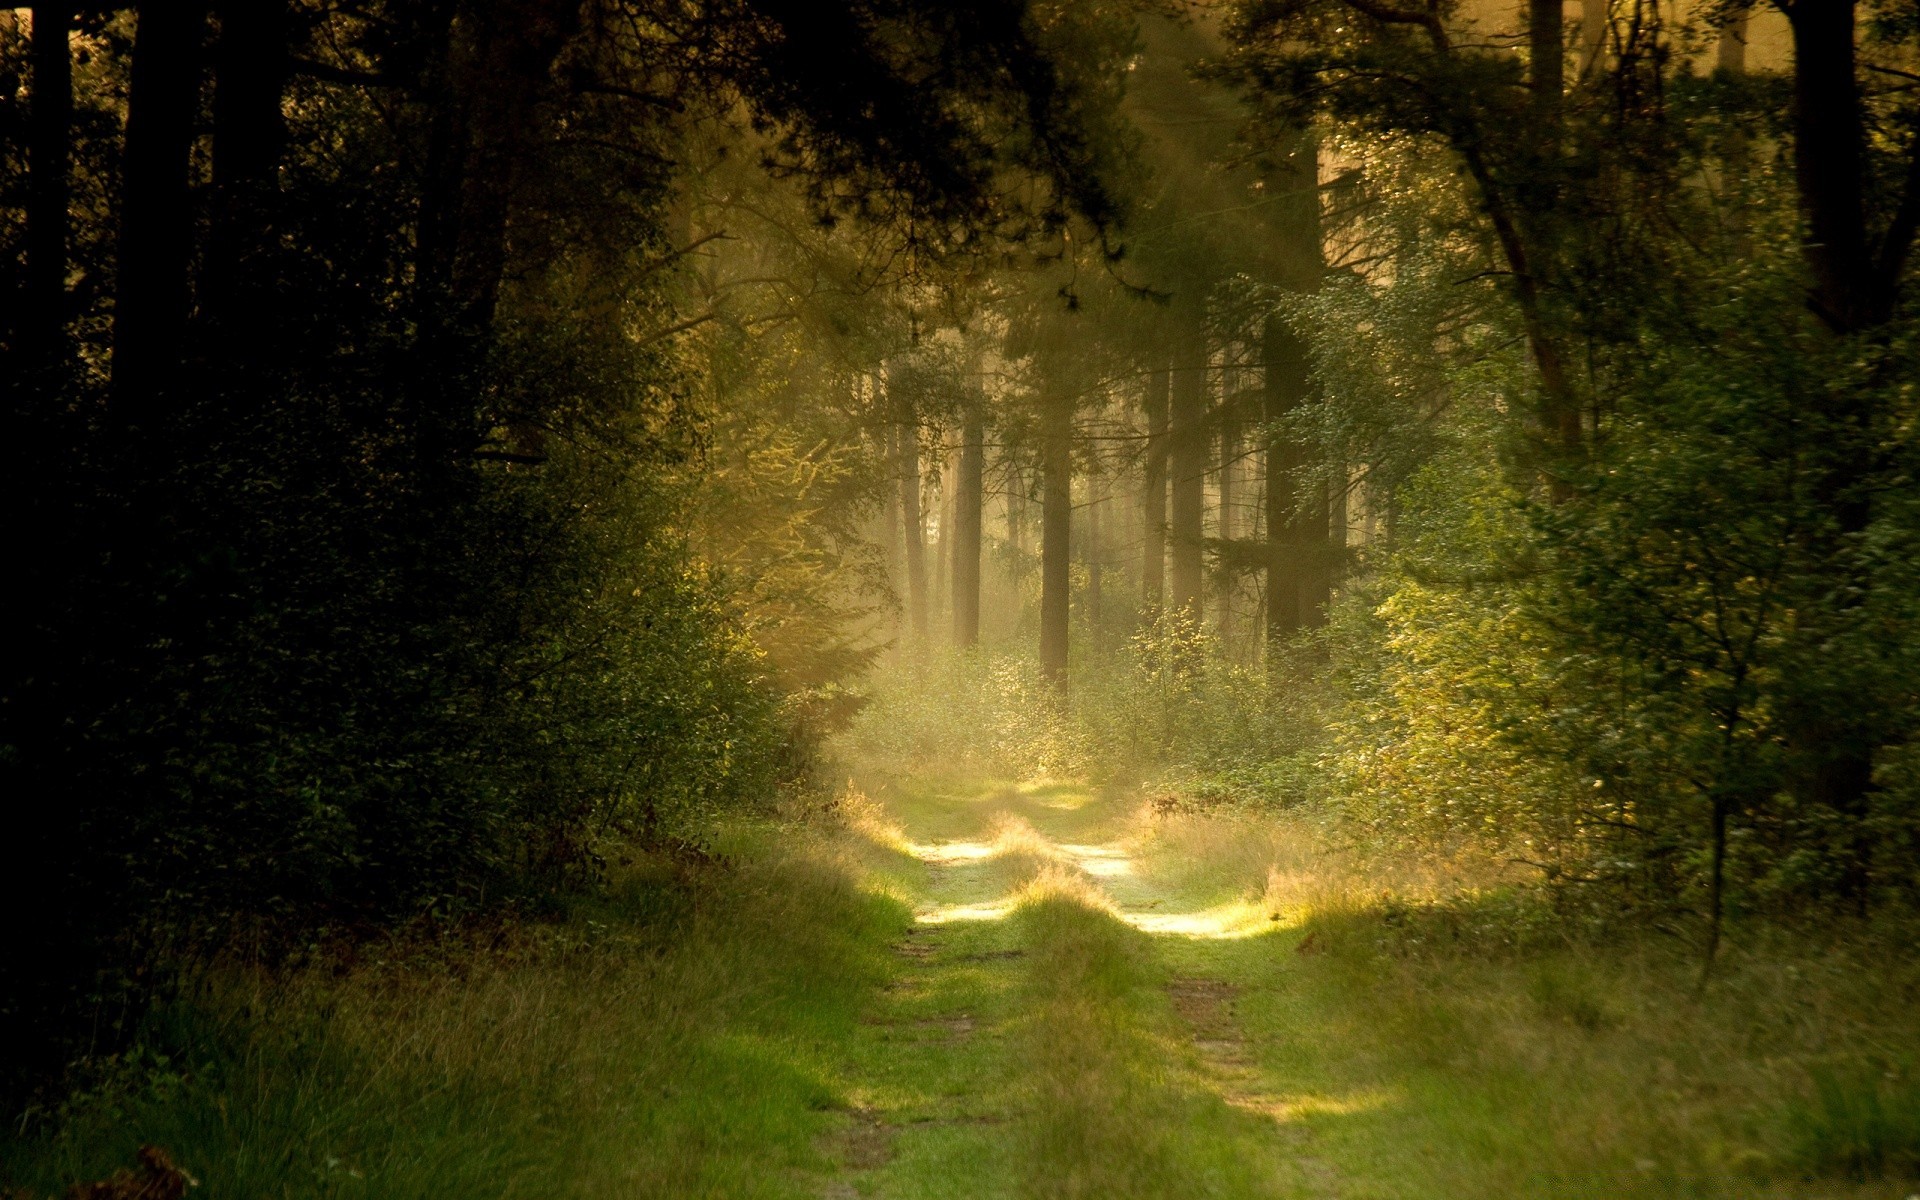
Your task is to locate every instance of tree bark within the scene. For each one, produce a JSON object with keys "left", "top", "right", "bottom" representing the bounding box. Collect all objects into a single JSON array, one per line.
[
  {"left": 897, "top": 410, "right": 928, "bottom": 642},
  {"left": 952, "top": 405, "right": 984, "bottom": 649},
  {"left": 112, "top": 4, "right": 208, "bottom": 426},
  {"left": 1007, "top": 464, "right": 1026, "bottom": 557},
  {"left": 1715, "top": 5, "right": 1748, "bottom": 74},
  {"left": 1531, "top": 0, "right": 1564, "bottom": 119},
  {"left": 202, "top": 0, "right": 289, "bottom": 337},
  {"left": 1169, "top": 332, "right": 1207, "bottom": 621},
  {"left": 1265, "top": 316, "right": 1308, "bottom": 643},
  {"left": 1785, "top": 0, "right": 1876, "bottom": 332},
  {"left": 880, "top": 409, "right": 902, "bottom": 613},
  {"left": 24, "top": 3, "right": 73, "bottom": 367},
  {"left": 1778, "top": 0, "right": 1899, "bottom": 888},
  {"left": 1087, "top": 470, "right": 1104, "bottom": 638},
  {"left": 1216, "top": 388, "right": 1239, "bottom": 638},
  {"left": 412, "top": 0, "right": 580, "bottom": 465},
  {"left": 1141, "top": 361, "right": 1169, "bottom": 614},
  {"left": 932, "top": 440, "right": 950, "bottom": 623},
  {"left": 1039, "top": 394, "right": 1072, "bottom": 685}
]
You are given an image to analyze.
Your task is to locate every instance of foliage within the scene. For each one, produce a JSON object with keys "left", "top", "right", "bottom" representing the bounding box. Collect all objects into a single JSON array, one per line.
[{"left": 0, "top": 0, "right": 1131, "bottom": 1101}]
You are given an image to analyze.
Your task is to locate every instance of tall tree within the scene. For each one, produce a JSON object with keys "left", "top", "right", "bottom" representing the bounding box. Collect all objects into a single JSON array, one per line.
[
  {"left": 1264, "top": 315, "right": 1310, "bottom": 640},
  {"left": 202, "top": 0, "right": 289, "bottom": 339},
  {"left": 897, "top": 405, "right": 929, "bottom": 641},
  {"left": 1086, "top": 465, "right": 1105, "bottom": 635},
  {"left": 1775, "top": 0, "right": 1920, "bottom": 885},
  {"left": 1039, "top": 390, "right": 1073, "bottom": 684},
  {"left": 1216, "top": 374, "right": 1239, "bottom": 637},
  {"left": 952, "top": 400, "right": 985, "bottom": 648},
  {"left": 22, "top": 4, "right": 73, "bottom": 369},
  {"left": 111, "top": 4, "right": 207, "bottom": 424},
  {"left": 1141, "top": 361, "right": 1169, "bottom": 613},
  {"left": 1168, "top": 329, "right": 1207, "bottom": 619}
]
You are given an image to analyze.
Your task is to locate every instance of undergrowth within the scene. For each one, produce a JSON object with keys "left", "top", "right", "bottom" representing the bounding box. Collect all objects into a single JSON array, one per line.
[{"left": 0, "top": 823, "right": 904, "bottom": 1199}]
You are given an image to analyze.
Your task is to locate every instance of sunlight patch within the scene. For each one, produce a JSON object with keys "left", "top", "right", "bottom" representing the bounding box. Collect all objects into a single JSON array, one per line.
[
  {"left": 906, "top": 840, "right": 999, "bottom": 864},
  {"left": 1122, "top": 899, "right": 1274, "bottom": 940},
  {"left": 1058, "top": 843, "right": 1135, "bottom": 878},
  {"left": 1224, "top": 1088, "right": 1398, "bottom": 1124},
  {"left": 915, "top": 900, "right": 1015, "bottom": 924}
]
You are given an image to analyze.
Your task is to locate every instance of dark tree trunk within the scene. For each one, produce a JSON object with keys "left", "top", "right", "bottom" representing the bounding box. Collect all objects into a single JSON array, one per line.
[
  {"left": 1141, "top": 362, "right": 1169, "bottom": 614},
  {"left": 1168, "top": 334, "right": 1207, "bottom": 621},
  {"left": 897, "top": 411, "right": 928, "bottom": 642},
  {"left": 1007, "top": 464, "right": 1025, "bottom": 557},
  {"left": 202, "top": 0, "right": 289, "bottom": 337},
  {"left": 1039, "top": 395, "right": 1072, "bottom": 685},
  {"left": 1086, "top": 472, "right": 1103, "bottom": 637},
  {"left": 1699, "top": 791, "right": 1730, "bottom": 984},
  {"left": 1265, "top": 316, "right": 1308, "bottom": 643},
  {"left": 1785, "top": 0, "right": 1876, "bottom": 333},
  {"left": 1216, "top": 394, "right": 1238, "bottom": 638},
  {"left": 23, "top": 3, "right": 73, "bottom": 368},
  {"left": 413, "top": 0, "right": 580, "bottom": 466},
  {"left": 1779, "top": 0, "right": 1902, "bottom": 891},
  {"left": 952, "top": 406, "right": 984, "bottom": 649},
  {"left": 1530, "top": 0, "right": 1564, "bottom": 119},
  {"left": 112, "top": 4, "right": 208, "bottom": 426}
]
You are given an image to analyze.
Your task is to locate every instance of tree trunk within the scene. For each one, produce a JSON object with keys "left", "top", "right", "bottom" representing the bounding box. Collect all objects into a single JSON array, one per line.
[
  {"left": 1007, "top": 464, "right": 1026, "bottom": 557},
  {"left": 1785, "top": 0, "right": 1876, "bottom": 332},
  {"left": 112, "top": 4, "right": 208, "bottom": 426},
  {"left": 202, "top": 0, "right": 289, "bottom": 338},
  {"left": 1169, "top": 333, "right": 1207, "bottom": 621},
  {"left": 1039, "top": 395, "right": 1072, "bottom": 685},
  {"left": 413, "top": 0, "right": 580, "bottom": 466},
  {"left": 952, "top": 406, "right": 984, "bottom": 649},
  {"left": 1265, "top": 316, "right": 1308, "bottom": 643},
  {"left": 881, "top": 412, "right": 902, "bottom": 618},
  {"left": 1716, "top": 5, "right": 1748, "bottom": 74},
  {"left": 1216, "top": 390, "right": 1239, "bottom": 639},
  {"left": 897, "top": 411, "right": 928, "bottom": 642},
  {"left": 1778, "top": 0, "right": 1894, "bottom": 892},
  {"left": 1087, "top": 471, "right": 1104, "bottom": 639},
  {"left": 1531, "top": 0, "right": 1564, "bottom": 119},
  {"left": 23, "top": 3, "right": 73, "bottom": 368},
  {"left": 1141, "top": 362, "right": 1169, "bottom": 614},
  {"left": 932, "top": 439, "right": 950, "bottom": 624}
]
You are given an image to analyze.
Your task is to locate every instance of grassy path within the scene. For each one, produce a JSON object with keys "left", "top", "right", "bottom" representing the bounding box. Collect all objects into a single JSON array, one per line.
[
  {"left": 8, "top": 775, "right": 1906, "bottom": 1198},
  {"left": 826, "top": 776, "right": 1309, "bottom": 1198},
  {"left": 816, "top": 777, "right": 1898, "bottom": 1200}
]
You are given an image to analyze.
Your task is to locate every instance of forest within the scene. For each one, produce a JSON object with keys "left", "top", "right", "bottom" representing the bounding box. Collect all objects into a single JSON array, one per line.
[{"left": 2, "top": 0, "right": 1918, "bottom": 1195}]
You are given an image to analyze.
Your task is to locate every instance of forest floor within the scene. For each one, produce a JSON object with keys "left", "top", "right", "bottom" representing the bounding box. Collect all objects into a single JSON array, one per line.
[{"left": 7, "top": 776, "right": 1916, "bottom": 1198}]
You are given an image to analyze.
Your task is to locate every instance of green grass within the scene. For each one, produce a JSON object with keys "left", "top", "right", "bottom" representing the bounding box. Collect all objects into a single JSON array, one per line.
[
  {"left": 7, "top": 776, "right": 1917, "bottom": 1199},
  {"left": 2, "top": 834, "right": 910, "bottom": 1199}
]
